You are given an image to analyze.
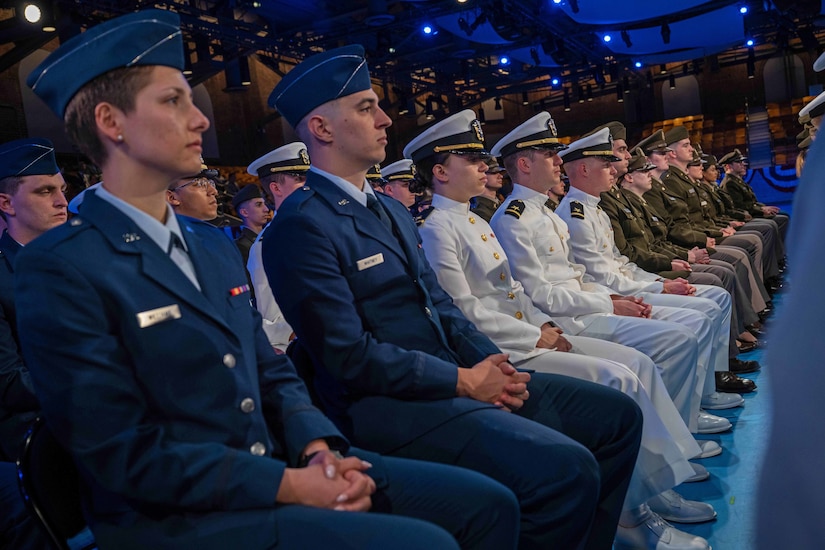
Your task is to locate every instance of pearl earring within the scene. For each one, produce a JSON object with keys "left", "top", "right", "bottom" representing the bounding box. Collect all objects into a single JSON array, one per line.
[{"left": 117, "top": 134, "right": 124, "bottom": 142}]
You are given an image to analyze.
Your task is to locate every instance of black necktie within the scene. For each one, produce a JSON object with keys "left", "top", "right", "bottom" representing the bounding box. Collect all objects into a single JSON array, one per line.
[
  {"left": 366, "top": 194, "right": 392, "bottom": 231},
  {"left": 167, "top": 233, "right": 185, "bottom": 255}
]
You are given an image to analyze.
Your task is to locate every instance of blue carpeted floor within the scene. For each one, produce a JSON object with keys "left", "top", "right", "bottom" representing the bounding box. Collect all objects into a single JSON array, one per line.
[
  {"left": 668, "top": 277, "right": 787, "bottom": 550},
  {"left": 675, "top": 342, "right": 769, "bottom": 550}
]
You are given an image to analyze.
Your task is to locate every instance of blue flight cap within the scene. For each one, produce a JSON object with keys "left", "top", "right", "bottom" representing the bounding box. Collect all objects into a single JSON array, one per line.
[
  {"left": 268, "top": 44, "right": 372, "bottom": 128},
  {"left": 0, "top": 138, "right": 59, "bottom": 180},
  {"left": 27, "top": 9, "right": 184, "bottom": 119}
]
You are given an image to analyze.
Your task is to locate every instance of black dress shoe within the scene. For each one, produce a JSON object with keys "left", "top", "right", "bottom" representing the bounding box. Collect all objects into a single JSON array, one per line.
[
  {"left": 729, "top": 358, "right": 761, "bottom": 374},
  {"left": 716, "top": 371, "right": 757, "bottom": 393}
]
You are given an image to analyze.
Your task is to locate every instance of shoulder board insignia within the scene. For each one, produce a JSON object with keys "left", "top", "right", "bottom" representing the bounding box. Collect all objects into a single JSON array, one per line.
[
  {"left": 415, "top": 206, "right": 434, "bottom": 226},
  {"left": 570, "top": 201, "right": 585, "bottom": 219},
  {"left": 504, "top": 200, "right": 525, "bottom": 219}
]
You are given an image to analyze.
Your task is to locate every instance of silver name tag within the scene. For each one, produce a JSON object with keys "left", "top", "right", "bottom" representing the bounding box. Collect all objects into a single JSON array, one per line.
[
  {"left": 136, "top": 304, "right": 182, "bottom": 328},
  {"left": 357, "top": 253, "right": 384, "bottom": 271}
]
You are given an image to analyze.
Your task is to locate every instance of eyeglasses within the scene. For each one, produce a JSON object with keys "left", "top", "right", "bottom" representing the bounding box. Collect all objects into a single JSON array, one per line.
[{"left": 171, "top": 177, "right": 216, "bottom": 192}]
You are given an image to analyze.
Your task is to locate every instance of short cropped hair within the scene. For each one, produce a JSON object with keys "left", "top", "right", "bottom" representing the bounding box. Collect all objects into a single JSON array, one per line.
[
  {"left": 501, "top": 149, "right": 537, "bottom": 176},
  {"left": 64, "top": 65, "right": 155, "bottom": 166},
  {"left": 0, "top": 175, "right": 24, "bottom": 221}
]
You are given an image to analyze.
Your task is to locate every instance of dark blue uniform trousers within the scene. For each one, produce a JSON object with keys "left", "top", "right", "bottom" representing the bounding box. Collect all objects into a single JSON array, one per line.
[
  {"left": 349, "top": 374, "right": 643, "bottom": 550},
  {"left": 89, "top": 450, "right": 520, "bottom": 550}
]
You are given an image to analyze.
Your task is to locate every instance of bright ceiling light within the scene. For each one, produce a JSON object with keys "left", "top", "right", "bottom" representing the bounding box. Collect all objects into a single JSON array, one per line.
[
  {"left": 23, "top": 3, "right": 42, "bottom": 23},
  {"left": 603, "top": 34, "right": 612, "bottom": 43}
]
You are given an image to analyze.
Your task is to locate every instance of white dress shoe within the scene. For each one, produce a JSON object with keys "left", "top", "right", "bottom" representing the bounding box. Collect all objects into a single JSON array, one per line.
[
  {"left": 701, "top": 391, "right": 744, "bottom": 410},
  {"left": 684, "top": 462, "right": 709, "bottom": 483},
  {"left": 648, "top": 490, "right": 717, "bottom": 523},
  {"left": 696, "top": 411, "right": 731, "bottom": 434},
  {"left": 693, "top": 439, "right": 722, "bottom": 459},
  {"left": 615, "top": 504, "right": 711, "bottom": 550}
]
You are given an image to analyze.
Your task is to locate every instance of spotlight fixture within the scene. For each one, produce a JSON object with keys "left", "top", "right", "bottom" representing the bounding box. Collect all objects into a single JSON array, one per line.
[
  {"left": 422, "top": 24, "right": 434, "bottom": 35},
  {"left": 553, "top": 0, "right": 562, "bottom": 4},
  {"left": 551, "top": 77, "right": 560, "bottom": 86},
  {"left": 623, "top": 75, "right": 630, "bottom": 94},
  {"left": 530, "top": 47, "right": 541, "bottom": 66},
  {"left": 22, "top": 2, "right": 42, "bottom": 23},
  {"left": 40, "top": 4, "right": 56, "bottom": 32},
  {"left": 621, "top": 30, "right": 632, "bottom": 48},
  {"left": 617, "top": 85, "right": 624, "bottom": 103},
  {"left": 747, "top": 47, "right": 755, "bottom": 78},
  {"left": 586, "top": 83, "right": 593, "bottom": 101},
  {"left": 669, "top": 73, "right": 676, "bottom": 89},
  {"left": 563, "top": 89, "right": 571, "bottom": 111},
  {"left": 603, "top": 34, "right": 612, "bottom": 43},
  {"left": 478, "top": 107, "right": 486, "bottom": 123},
  {"left": 494, "top": 97, "right": 502, "bottom": 110},
  {"left": 522, "top": 91, "right": 529, "bottom": 105},
  {"left": 458, "top": 17, "right": 472, "bottom": 36},
  {"left": 659, "top": 64, "right": 667, "bottom": 74},
  {"left": 660, "top": 21, "right": 671, "bottom": 45},
  {"left": 577, "top": 84, "right": 584, "bottom": 103},
  {"left": 569, "top": 0, "right": 579, "bottom": 13},
  {"left": 634, "top": 61, "right": 642, "bottom": 68},
  {"left": 739, "top": 5, "right": 748, "bottom": 14},
  {"left": 499, "top": 56, "right": 510, "bottom": 66},
  {"left": 746, "top": 38, "right": 754, "bottom": 47}
]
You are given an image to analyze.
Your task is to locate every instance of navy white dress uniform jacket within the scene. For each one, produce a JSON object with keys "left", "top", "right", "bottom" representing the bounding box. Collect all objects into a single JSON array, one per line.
[
  {"left": 0, "top": 231, "right": 39, "bottom": 460},
  {"left": 13, "top": 191, "right": 345, "bottom": 545},
  {"left": 490, "top": 184, "right": 704, "bottom": 433}
]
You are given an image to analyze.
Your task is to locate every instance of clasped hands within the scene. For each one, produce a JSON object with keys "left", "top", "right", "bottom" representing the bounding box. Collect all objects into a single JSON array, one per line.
[
  {"left": 457, "top": 353, "right": 531, "bottom": 412},
  {"left": 277, "top": 447, "right": 375, "bottom": 512}
]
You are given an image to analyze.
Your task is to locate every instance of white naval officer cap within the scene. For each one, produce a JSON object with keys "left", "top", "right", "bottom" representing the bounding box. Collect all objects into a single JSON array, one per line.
[
  {"left": 557, "top": 127, "right": 621, "bottom": 163},
  {"left": 246, "top": 142, "right": 310, "bottom": 178},
  {"left": 403, "top": 109, "right": 490, "bottom": 165},
  {"left": 490, "top": 111, "right": 567, "bottom": 160},
  {"left": 381, "top": 159, "right": 416, "bottom": 182},
  {"left": 798, "top": 90, "right": 825, "bottom": 123}
]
